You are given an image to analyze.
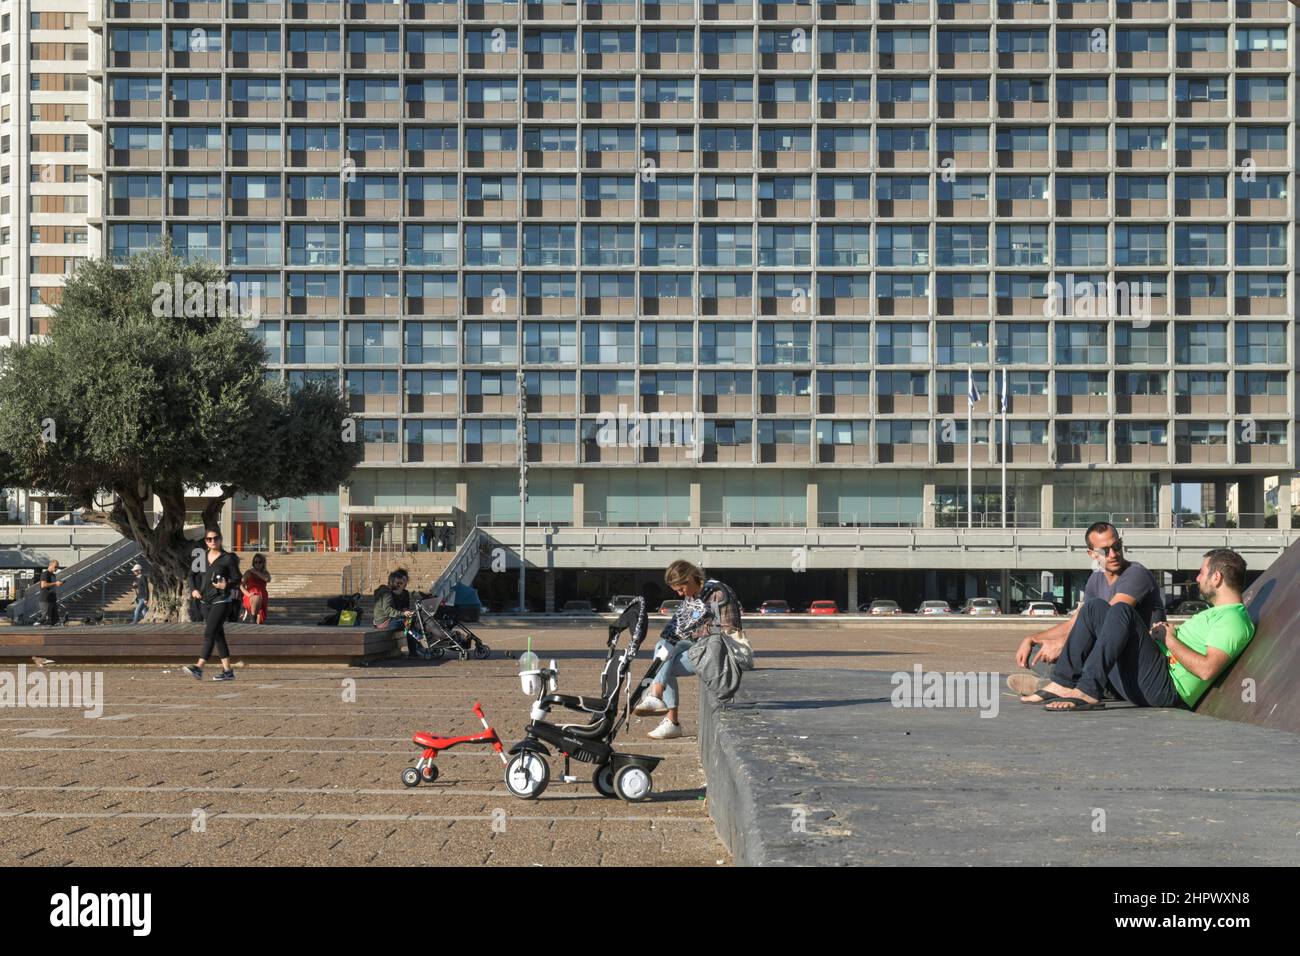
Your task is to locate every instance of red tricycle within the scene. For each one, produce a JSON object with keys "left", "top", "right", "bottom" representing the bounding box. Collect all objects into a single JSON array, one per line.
[{"left": 401, "top": 701, "right": 507, "bottom": 786}]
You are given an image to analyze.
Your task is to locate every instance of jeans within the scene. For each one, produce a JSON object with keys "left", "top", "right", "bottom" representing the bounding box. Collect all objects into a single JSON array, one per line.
[
  {"left": 652, "top": 638, "right": 697, "bottom": 710},
  {"left": 1052, "top": 598, "right": 1183, "bottom": 708},
  {"left": 131, "top": 599, "right": 148, "bottom": 624}
]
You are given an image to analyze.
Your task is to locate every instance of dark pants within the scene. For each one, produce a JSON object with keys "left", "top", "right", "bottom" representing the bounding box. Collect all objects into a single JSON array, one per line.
[
  {"left": 201, "top": 602, "right": 231, "bottom": 661},
  {"left": 41, "top": 601, "right": 58, "bottom": 625},
  {"left": 1052, "top": 598, "right": 1183, "bottom": 708}
]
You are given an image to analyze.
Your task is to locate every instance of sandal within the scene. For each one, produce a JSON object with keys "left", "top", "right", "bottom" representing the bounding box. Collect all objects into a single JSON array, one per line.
[
  {"left": 1021, "top": 689, "right": 1066, "bottom": 705},
  {"left": 1045, "top": 698, "right": 1105, "bottom": 712}
]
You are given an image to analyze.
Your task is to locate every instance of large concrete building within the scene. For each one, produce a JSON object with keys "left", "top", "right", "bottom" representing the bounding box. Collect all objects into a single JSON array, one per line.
[{"left": 30, "top": 0, "right": 1300, "bottom": 607}]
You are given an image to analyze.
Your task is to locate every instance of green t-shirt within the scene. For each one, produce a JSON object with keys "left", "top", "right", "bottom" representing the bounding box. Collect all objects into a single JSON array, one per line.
[{"left": 1162, "top": 603, "right": 1255, "bottom": 708}]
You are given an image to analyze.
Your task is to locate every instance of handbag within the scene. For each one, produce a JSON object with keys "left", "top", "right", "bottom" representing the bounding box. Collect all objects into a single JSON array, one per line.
[{"left": 338, "top": 609, "right": 358, "bottom": 627}]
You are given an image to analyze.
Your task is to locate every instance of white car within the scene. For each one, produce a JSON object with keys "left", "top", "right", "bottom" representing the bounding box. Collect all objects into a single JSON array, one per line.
[{"left": 1021, "top": 601, "right": 1058, "bottom": 617}]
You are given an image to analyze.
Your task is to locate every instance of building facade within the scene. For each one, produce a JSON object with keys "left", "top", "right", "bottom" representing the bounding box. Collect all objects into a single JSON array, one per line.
[{"left": 83, "top": 0, "right": 1297, "bottom": 575}]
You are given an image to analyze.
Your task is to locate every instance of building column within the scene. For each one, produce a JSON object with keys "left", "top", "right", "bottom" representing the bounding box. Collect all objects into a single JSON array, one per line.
[
  {"left": 219, "top": 498, "right": 233, "bottom": 547},
  {"left": 1157, "top": 471, "right": 1173, "bottom": 530},
  {"left": 1040, "top": 475, "right": 1055, "bottom": 529},
  {"left": 806, "top": 476, "right": 818, "bottom": 529},
  {"left": 846, "top": 569, "right": 858, "bottom": 613},
  {"left": 572, "top": 477, "right": 585, "bottom": 528},
  {"left": 543, "top": 568, "right": 555, "bottom": 614},
  {"left": 922, "top": 474, "right": 936, "bottom": 529},
  {"left": 689, "top": 478, "right": 701, "bottom": 527},
  {"left": 1277, "top": 473, "right": 1295, "bottom": 530},
  {"left": 1236, "top": 475, "right": 1267, "bottom": 529},
  {"left": 337, "top": 482, "right": 350, "bottom": 552},
  {"left": 1213, "top": 481, "right": 1229, "bottom": 528}
]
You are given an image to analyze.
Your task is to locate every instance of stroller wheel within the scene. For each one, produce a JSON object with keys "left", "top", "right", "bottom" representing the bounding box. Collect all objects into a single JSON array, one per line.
[
  {"left": 473, "top": 644, "right": 491, "bottom": 660},
  {"left": 400, "top": 767, "right": 421, "bottom": 788},
  {"left": 592, "top": 764, "right": 617, "bottom": 799},
  {"left": 420, "top": 763, "right": 439, "bottom": 784},
  {"left": 430, "top": 646, "right": 445, "bottom": 660},
  {"left": 504, "top": 752, "right": 550, "bottom": 800},
  {"left": 613, "top": 765, "right": 653, "bottom": 803}
]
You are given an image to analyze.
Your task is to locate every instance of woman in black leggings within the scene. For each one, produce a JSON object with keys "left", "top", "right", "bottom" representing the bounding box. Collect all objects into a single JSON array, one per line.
[{"left": 182, "top": 529, "right": 242, "bottom": 682}]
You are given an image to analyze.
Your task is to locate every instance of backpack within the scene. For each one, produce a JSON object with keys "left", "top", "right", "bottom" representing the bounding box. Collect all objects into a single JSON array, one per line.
[{"left": 686, "top": 629, "right": 747, "bottom": 703}]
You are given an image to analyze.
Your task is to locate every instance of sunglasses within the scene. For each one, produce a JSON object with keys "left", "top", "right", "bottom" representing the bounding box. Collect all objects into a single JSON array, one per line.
[
  {"left": 204, "top": 535, "right": 221, "bottom": 542},
  {"left": 1092, "top": 542, "right": 1123, "bottom": 557}
]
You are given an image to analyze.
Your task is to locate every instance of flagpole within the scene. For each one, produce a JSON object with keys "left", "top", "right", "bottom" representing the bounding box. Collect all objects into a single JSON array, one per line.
[
  {"left": 967, "top": 365, "right": 973, "bottom": 530},
  {"left": 1001, "top": 368, "right": 1008, "bottom": 530}
]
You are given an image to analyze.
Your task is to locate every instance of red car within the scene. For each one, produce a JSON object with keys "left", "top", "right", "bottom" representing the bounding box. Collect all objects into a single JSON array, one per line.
[{"left": 809, "top": 600, "right": 838, "bottom": 615}]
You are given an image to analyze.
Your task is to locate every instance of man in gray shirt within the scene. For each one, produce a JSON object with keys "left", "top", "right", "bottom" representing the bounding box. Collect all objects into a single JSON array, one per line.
[{"left": 1015, "top": 521, "right": 1175, "bottom": 711}]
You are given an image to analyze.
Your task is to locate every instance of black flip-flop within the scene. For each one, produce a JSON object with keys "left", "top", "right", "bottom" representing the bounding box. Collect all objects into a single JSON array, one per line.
[
  {"left": 1022, "top": 690, "right": 1066, "bottom": 705},
  {"left": 1045, "top": 698, "right": 1105, "bottom": 712}
]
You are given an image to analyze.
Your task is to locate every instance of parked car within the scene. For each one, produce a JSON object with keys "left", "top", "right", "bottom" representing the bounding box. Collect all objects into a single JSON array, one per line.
[
  {"left": 1173, "top": 600, "right": 1209, "bottom": 616},
  {"left": 758, "top": 600, "right": 791, "bottom": 614},
  {"left": 1021, "top": 601, "right": 1058, "bottom": 617},
  {"left": 962, "top": 598, "right": 1002, "bottom": 616},
  {"left": 608, "top": 594, "right": 637, "bottom": 614},
  {"left": 916, "top": 600, "right": 955, "bottom": 616},
  {"left": 808, "top": 600, "right": 838, "bottom": 615},
  {"left": 559, "top": 600, "right": 595, "bottom": 615},
  {"left": 657, "top": 599, "right": 683, "bottom": 616},
  {"left": 868, "top": 600, "right": 903, "bottom": 616}
]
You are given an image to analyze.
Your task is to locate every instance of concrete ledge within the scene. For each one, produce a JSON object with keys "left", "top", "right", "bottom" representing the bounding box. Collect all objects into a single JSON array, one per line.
[
  {"left": 0, "top": 623, "right": 399, "bottom": 664},
  {"left": 700, "top": 668, "right": 1300, "bottom": 866}
]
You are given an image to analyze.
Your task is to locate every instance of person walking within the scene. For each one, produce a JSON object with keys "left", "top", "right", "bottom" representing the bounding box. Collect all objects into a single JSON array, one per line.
[
  {"left": 37, "top": 559, "right": 63, "bottom": 626},
  {"left": 182, "top": 529, "right": 241, "bottom": 682},
  {"left": 130, "top": 564, "right": 150, "bottom": 624}
]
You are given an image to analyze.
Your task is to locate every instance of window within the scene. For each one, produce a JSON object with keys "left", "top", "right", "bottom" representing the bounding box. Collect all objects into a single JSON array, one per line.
[
  {"left": 877, "top": 323, "right": 928, "bottom": 364},
  {"left": 1055, "top": 324, "right": 1107, "bottom": 364},
  {"left": 699, "top": 323, "right": 753, "bottom": 365},
  {"left": 465, "top": 322, "right": 520, "bottom": 364}
]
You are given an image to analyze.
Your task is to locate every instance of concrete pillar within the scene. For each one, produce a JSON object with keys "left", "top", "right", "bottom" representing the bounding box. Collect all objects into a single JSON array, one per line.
[
  {"left": 1213, "top": 481, "right": 1228, "bottom": 528},
  {"left": 219, "top": 498, "right": 233, "bottom": 547},
  {"left": 689, "top": 478, "right": 701, "bottom": 527},
  {"left": 572, "top": 477, "right": 585, "bottom": 528},
  {"left": 846, "top": 568, "right": 858, "bottom": 612},
  {"left": 1040, "top": 475, "right": 1055, "bottom": 529},
  {"left": 338, "top": 482, "right": 350, "bottom": 552},
  {"left": 455, "top": 479, "right": 469, "bottom": 535},
  {"left": 543, "top": 568, "right": 555, "bottom": 613},
  {"left": 1236, "top": 475, "right": 1267, "bottom": 529},
  {"left": 922, "top": 475, "right": 936, "bottom": 529},
  {"left": 806, "top": 476, "right": 818, "bottom": 529},
  {"left": 1157, "top": 470, "right": 1173, "bottom": 530},
  {"left": 1277, "top": 473, "right": 1295, "bottom": 530}
]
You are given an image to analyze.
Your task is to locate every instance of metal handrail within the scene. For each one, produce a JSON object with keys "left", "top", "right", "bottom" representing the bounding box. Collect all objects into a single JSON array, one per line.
[{"left": 6, "top": 535, "right": 144, "bottom": 624}]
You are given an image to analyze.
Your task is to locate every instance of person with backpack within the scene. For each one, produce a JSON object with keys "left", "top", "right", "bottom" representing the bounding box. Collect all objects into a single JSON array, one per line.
[
  {"left": 634, "top": 560, "right": 752, "bottom": 739},
  {"left": 182, "top": 529, "right": 241, "bottom": 682}
]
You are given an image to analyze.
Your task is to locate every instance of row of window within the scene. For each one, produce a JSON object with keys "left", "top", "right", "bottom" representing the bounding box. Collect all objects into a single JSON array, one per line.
[
  {"left": 250, "top": 319, "right": 1290, "bottom": 365},
  {"left": 293, "top": 416, "right": 1290, "bottom": 449},
  {"left": 110, "top": 221, "right": 1290, "bottom": 268},
  {"left": 102, "top": 22, "right": 1299, "bottom": 59},
  {"left": 109, "top": 74, "right": 1296, "bottom": 105},
  {"left": 104, "top": 170, "right": 1293, "bottom": 203},
  {"left": 333, "top": 368, "right": 1289, "bottom": 402},
  {"left": 104, "top": 122, "right": 1292, "bottom": 154}
]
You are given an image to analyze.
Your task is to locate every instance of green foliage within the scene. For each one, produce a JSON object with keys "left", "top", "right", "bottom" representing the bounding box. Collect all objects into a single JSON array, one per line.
[{"left": 0, "top": 246, "right": 362, "bottom": 515}]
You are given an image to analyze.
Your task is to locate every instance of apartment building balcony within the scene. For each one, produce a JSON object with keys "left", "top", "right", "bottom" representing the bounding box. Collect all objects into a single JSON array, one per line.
[
  {"left": 403, "top": 295, "right": 459, "bottom": 317},
  {"left": 347, "top": 1, "right": 403, "bottom": 20},
  {"left": 287, "top": 148, "right": 341, "bottom": 170},
  {"left": 170, "top": 146, "right": 223, "bottom": 168},
  {"left": 406, "top": 147, "right": 458, "bottom": 170},
  {"left": 877, "top": 442, "right": 929, "bottom": 464},
  {"left": 1057, "top": 0, "right": 1108, "bottom": 19},
  {"left": 1116, "top": 146, "right": 1170, "bottom": 170},
  {"left": 583, "top": 1, "right": 637, "bottom": 19},
  {"left": 937, "top": 1, "right": 991, "bottom": 18}
]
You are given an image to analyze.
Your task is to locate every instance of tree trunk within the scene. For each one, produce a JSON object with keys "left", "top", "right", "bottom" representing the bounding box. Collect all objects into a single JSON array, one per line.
[{"left": 104, "top": 483, "right": 198, "bottom": 623}]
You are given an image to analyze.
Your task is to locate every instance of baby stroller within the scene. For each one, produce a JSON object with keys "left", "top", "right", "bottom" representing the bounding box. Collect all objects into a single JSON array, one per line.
[
  {"left": 504, "top": 596, "right": 661, "bottom": 802},
  {"left": 406, "top": 595, "right": 491, "bottom": 660}
]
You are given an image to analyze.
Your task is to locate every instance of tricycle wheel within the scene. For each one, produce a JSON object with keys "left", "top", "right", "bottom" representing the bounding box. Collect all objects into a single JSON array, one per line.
[
  {"left": 420, "top": 763, "right": 439, "bottom": 783},
  {"left": 613, "top": 765, "right": 653, "bottom": 802},
  {"left": 592, "top": 764, "right": 616, "bottom": 798},
  {"left": 400, "top": 767, "right": 421, "bottom": 788},
  {"left": 504, "top": 752, "right": 549, "bottom": 799}
]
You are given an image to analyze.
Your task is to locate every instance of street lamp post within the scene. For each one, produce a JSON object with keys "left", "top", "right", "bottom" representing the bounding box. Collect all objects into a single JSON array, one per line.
[{"left": 517, "top": 369, "right": 527, "bottom": 613}]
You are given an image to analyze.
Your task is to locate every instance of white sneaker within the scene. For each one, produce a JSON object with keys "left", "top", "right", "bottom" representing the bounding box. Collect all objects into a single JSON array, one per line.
[
  {"left": 634, "top": 695, "right": 668, "bottom": 716},
  {"left": 648, "top": 718, "right": 682, "bottom": 740}
]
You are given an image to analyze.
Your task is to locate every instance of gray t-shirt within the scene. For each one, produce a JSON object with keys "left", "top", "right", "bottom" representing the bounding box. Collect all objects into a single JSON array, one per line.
[{"left": 1083, "top": 561, "right": 1165, "bottom": 628}]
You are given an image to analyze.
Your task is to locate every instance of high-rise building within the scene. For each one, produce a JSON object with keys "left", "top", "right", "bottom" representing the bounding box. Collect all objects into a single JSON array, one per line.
[{"left": 81, "top": 0, "right": 1300, "bottom": 607}]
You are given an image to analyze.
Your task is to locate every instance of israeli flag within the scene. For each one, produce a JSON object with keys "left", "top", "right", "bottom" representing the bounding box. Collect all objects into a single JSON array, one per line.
[
  {"left": 1000, "top": 368, "right": 1008, "bottom": 413},
  {"left": 967, "top": 367, "right": 981, "bottom": 407}
]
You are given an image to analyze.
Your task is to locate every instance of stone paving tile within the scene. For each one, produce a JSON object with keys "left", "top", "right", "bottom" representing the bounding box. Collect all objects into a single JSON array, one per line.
[{"left": 0, "top": 623, "right": 1007, "bottom": 866}]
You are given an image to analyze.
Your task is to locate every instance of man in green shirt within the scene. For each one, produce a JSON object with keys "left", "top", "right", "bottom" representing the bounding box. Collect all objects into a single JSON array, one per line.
[
  {"left": 1040, "top": 548, "right": 1254, "bottom": 712},
  {"left": 1155, "top": 549, "right": 1255, "bottom": 709}
]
